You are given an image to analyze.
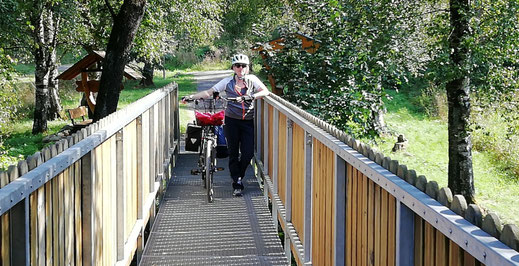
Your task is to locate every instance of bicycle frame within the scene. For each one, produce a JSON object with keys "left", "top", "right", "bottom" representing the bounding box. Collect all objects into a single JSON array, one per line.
[{"left": 189, "top": 98, "right": 225, "bottom": 203}]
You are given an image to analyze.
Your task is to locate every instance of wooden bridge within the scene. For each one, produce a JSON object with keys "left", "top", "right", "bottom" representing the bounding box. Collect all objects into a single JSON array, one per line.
[{"left": 0, "top": 82, "right": 518, "bottom": 265}]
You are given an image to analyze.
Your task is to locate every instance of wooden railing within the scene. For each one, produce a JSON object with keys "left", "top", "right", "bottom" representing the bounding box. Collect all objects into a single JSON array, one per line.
[
  {"left": 0, "top": 83, "right": 180, "bottom": 265},
  {"left": 254, "top": 94, "right": 519, "bottom": 266}
]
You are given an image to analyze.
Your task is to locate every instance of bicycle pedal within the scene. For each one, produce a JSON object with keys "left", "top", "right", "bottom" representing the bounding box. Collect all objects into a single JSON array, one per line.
[{"left": 215, "top": 167, "right": 225, "bottom": 171}]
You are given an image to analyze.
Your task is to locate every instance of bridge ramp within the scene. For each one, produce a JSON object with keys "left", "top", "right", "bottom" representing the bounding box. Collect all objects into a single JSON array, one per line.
[{"left": 140, "top": 153, "right": 288, "bottom": 265}]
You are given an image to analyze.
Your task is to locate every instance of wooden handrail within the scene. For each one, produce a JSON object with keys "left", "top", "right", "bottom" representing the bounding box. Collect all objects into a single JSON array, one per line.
[
  {"left": 0, "top": 83, "right": 180, "bottom": 265},
  {"left": 255, "top": 95, "right": 519, "bottom": 266}
]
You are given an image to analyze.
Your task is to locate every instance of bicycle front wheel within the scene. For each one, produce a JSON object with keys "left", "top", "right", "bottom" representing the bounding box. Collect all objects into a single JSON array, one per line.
[{"left": 205, "top": 139, "right": 214, "bottom": 203}]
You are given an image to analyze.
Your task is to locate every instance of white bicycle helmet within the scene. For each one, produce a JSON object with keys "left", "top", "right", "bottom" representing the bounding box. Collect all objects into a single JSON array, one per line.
[{"left": 231, "top": 54, "right": 249, "bottom": 66}]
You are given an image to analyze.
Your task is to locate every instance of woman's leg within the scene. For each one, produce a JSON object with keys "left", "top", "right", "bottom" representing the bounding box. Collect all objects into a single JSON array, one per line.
[
  {"left": 224, "top": 117, "right": 243, "bottom": 189},
  {"left": 239, "top": 119, "right": 255, "bottom": 178}
]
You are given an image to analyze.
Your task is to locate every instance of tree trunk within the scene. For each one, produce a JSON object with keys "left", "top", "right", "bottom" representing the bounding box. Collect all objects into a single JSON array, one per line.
[
  {"left": 93, "top": 0, "right": 147, "bottom": 121},
  {"left": 31, "top": 3, "right": 50, "bottom": 134},
  {"left": 31, "top": 1, "right": 61, "bottom": 133},
  {"left": 140, "top": 61, "right": 155, "bottom": 86},
  {"left": 447, "top": 0, "right": 475, "bottom": 203},
  {"left": 47, "top": 44, "right": 62, "bottom": 120}
]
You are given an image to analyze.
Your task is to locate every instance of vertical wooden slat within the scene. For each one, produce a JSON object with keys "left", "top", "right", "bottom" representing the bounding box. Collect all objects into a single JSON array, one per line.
[
  {"left": 330, "top": 148, "right": 335, "bottom": 266},
  {"left": 356, "top": 169, "right": 362, "bottom": 265},
  {"left": 388, "top": 195, "right": 396, "bottom": 266},
  {"left": 30, "top": 190, "right": 37, "bottom": 265},
  {"left": 352, "top": 167, "right": 358, "bottom": 266},
  {"left": 361, "top": 173, "right": 368, "bottom": 266},
  {"left": 312, "top": 140, "right": 320, "bottom": 265},
  {"left": 1, "top": 211, "right": 9, "bottom": 266},
  {"left": 368, "top": 180, "right": 375, "bottom": 266},
  {"left": 278, "top": 113, "right": 287, "bottom": 204},
  {"left": 323, "top": 144, "right": 329, "bottom": 266},
  {"left": 0, "top": 171, "right": 10, "bottom": 266},
  {"left": 110, "top": 136, "right": 117, "bottom": 264},
  {"left": 435, "top": 229, "right": 447, "bottom": 266},
  {"left": 374, "top": 185, "right": 381, "bottom": 266},
  {"left": 380, "top": 189, "right": 388, "bottom": 265},
  {"left": 291, "top": 124, "right": 305, "bottom": 242},
  {"left": 94, "top": 141, "right": 103, "bottom": 263},
  {"left": 346, "top": 164, "right": 352, "bottom": 266},
  {"left": 59, "top": 170, "right": 66, "bottom": 266},
  {"left": 52, "top": 175, "right": 59, "bottom": 265},
  {"left": 425, "top": 223, "right": 435, "bottom": 266},
  {"left": 268, "top": 104, "right": 273, "bottom": 179},
  {"left": 464, "top": 251, "right": 477, "bottom": 266},
  {"left": 37, "top": 186, "right": 45, "bottom": 266},
  {"left": 415, "top": 217, "right": 425, "bottom": 265},
  {"left": 75, "top": 160, "right": 83, "bottom": 266},
  {"left": 65, "top": 166, "right": 74, "bottom": 265},
  {"left": 45, "top": 181, "right": 52, "bottom": 266},
  {"left": 449, "top": 240, "right": 462, "bottom": 266}
]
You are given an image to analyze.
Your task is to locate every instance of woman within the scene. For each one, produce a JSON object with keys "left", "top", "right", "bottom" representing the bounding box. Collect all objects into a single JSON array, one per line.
[{"left": 184, "top": 53, "right": 270, "bottom": 196}]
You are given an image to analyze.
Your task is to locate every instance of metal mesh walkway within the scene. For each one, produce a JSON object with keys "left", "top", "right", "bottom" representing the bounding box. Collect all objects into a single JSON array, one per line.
[{"left": 140, "top": 153, "right": 288, "bottom": 265}]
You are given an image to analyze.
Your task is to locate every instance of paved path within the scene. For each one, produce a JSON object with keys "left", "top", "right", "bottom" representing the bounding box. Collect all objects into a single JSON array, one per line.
[{"left": 140, "top": 71, "right": 287, "bottom": 265}]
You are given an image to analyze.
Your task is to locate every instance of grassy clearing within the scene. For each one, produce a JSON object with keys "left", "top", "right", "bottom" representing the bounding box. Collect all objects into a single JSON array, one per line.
[
  {"left": 0, "top": 61, "right": 216, "bottom": 170},
  {"left": 0, "top": 72, "right": 181, "bottom": 171},
  {"left": 370, "top": 88, "right": 519, "bottom": 226}
]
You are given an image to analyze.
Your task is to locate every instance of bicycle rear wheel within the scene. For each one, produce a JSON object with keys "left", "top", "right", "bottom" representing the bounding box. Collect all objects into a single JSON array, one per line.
[
  {"left": 205, "top": 139, "right": 215, "bottom": 203},
  {"left": 200, "top": 143, "right": 207, "bottom": 189}
]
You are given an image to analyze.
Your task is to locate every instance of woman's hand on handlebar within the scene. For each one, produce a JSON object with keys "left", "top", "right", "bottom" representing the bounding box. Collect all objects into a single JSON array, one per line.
[{"left": 181, "top": 95, "right": 194, "bottom": 104}]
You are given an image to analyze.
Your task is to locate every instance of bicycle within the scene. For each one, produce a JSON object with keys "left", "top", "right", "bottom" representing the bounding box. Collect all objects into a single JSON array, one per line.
[{"left": 183, "top": 95, "right": 252, "bottom": 202}]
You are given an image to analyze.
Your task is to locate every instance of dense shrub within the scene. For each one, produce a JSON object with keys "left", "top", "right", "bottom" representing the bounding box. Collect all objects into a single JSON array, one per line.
[{"left": 0, "top": 51, "right": 21, "bottom": 137}]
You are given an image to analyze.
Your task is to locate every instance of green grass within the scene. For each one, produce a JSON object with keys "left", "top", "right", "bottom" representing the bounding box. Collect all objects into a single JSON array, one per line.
[
  {"left": 0, "top": 73, "right": 180, "bottom": 170},
  {"left": 0, "top": 66, "right": 205, "bottom": 171},
  {"left": 369, "top": 88, "right": 519, "bottom": 226}
]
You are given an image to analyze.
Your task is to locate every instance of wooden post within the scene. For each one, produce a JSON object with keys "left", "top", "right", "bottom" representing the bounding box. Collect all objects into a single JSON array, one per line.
[
  {"left": 81, "top": 151, "right": 95, "bottom": 265},
  {"left": 335, "top": 155, "right": 346, "bottom": 266},
  {"left": 263, "top": 102, "right": 269, "bottom": 201},
  {"left": 173, "top": 87, "right": 180, "bottom": 158},
  {"left": 285, "top": 118, "right": 294, "bottom": 261},
  {"left": 255, "top": 99, "right": 263, "bottom": 161},
  {"left": 396, "top": 200, "right": 415, "bottom": 266},
  {"left": 272, "top": 109, "right": 279, "bottom": 231},
  {"left": 8, "top": 164, "right": 29, "bottom": 266},
  {"left": 304, "top": 132, "right": 313, "bottom": 263},
  {"left": 136, "top": 115, "right": 144, "bottom": 263},
  {"left": 116, "top": 130, "right": 125, "bottom": 260}
]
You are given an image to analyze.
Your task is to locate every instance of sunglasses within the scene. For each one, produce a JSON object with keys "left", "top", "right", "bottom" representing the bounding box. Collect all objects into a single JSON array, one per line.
[{"left": 234, "top": 63, "right": 248, "bottom": 68}]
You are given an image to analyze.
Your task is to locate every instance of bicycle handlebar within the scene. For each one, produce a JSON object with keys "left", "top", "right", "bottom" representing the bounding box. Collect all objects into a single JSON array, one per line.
[{"left": 182, "top": 96, "right": 254, "bottom": 103}]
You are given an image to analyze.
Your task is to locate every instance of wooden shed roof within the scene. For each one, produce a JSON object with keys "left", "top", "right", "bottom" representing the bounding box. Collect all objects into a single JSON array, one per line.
[{"left": 56, "top": 51, "right": 142, "bottom": 80}]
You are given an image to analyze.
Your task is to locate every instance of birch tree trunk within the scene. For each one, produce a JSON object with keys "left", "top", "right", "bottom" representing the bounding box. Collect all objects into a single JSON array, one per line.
[
  {"left": 447, "top": 0, "right": 475, "bottom": 203},
  {"left": 93, "top": 0, "right": 147, "bottom": 121},
  {"left": 31, "top": 2, "right": 50, "bottom": 134},
  {"left": 31, "top": 1, "right": 62, "bottom": 133},
  {"left": 47, "top": 45, "right": 62, "bottom": 120}
]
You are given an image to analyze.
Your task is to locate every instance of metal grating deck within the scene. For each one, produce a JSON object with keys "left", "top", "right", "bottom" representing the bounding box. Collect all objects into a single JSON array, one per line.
[{"left": 140, "top": 153, "right": 288, "bottom": 265}]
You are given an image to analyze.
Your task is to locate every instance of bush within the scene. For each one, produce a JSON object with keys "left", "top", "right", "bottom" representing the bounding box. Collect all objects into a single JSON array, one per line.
[
  {"left": 0, "top": 52, "right": 22, "bottom": 138},
  {"left": 471, "top": 98, "right": 519, "bottom": 178}
]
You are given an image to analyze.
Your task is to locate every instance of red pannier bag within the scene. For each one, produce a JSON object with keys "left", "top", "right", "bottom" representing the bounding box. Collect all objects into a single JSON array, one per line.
[{"left": 195, "top": 110, "right": 225, "bottom": 126}]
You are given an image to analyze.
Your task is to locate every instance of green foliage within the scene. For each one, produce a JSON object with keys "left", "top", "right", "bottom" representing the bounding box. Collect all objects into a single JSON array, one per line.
[
  {"left": 265, "top": 1, "right": 423, "bottom": 137},
  {"left": 0, "top": 51, "right": 22, "bottom": 138}
]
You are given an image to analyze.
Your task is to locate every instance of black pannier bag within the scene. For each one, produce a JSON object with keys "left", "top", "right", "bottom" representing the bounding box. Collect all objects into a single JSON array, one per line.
[
  {"left": 214, "top": 125, "right": 228, "bottom": 158},
  {"left": 185, "top": 123, "right": 202, "bottom": 152}
]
